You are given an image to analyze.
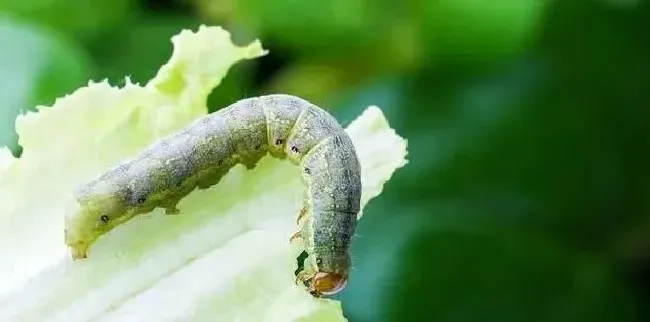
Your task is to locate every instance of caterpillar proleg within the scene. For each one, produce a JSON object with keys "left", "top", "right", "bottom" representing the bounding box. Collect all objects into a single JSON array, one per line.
[{"left": 64, "top": 94, "right": 362, "bottom": 297}]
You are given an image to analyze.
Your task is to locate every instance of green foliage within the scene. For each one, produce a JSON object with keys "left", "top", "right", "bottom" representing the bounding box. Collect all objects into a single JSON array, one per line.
[
  {"left": 0, "top": 0, "right": 132, "bottom": 37},
  {"left": 0, "top": 15, "right": 90, "bottom": 154},
  {"left": 419, "top": 0, "right": 547, "bottom": 63}
]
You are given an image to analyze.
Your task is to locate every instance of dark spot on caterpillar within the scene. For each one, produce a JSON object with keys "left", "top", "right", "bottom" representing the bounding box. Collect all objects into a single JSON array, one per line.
[
  {"left": 124, "top": 187, "right": 146, "bottom": 206},
  {"left": 217, "top": 160, "right": 223, "bottom": 165},
  {"left": 275, "top": 139, "right": 284, "bottom": 145},
  {"left": 304, "top": 167, "right": 311, "bottom": 174},
  {"left": 254, "top": 144, "right": 261, "bottom": 150},
  {"left": 100, "top": 215, "right": 110, "bottom": 223},
  {"left": 291, "top": 146, "right": 299, "bottom": 153}
]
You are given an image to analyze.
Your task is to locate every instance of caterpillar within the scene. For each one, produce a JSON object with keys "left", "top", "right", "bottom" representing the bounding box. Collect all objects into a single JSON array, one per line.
[{"left": 64, "top": 94, "right": 362, "bottom": 297}]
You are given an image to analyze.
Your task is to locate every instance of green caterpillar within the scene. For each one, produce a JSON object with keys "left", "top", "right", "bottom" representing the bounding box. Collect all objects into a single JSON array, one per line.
[{"left": 64, "top": 94, "right": 362, "bottom": 297}]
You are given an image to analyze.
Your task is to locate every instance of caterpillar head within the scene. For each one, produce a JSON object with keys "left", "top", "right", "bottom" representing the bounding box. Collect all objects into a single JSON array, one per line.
[
  {"left": 64, "top": 182, "right": 131, "bottom": 259},
  {"left": 298, "top": 253, "right": 350, "bottom": 297},
  {"left": 309, "top": 272, "right": 348, "bottom": 297}
]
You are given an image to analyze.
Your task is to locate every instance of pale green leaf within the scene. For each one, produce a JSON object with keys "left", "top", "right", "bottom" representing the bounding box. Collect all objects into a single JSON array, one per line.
[{"left": 0, "top": 25, "right": 407, "bottom": 322}]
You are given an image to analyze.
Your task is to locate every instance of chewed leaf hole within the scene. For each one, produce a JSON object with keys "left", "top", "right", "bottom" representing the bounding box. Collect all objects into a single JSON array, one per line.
[{"left": 294, "top": 250, "right": 309, "bottom": 276}]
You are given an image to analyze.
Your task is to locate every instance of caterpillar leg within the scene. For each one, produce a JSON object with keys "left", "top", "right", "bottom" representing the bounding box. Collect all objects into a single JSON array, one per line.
[
  {"left": 289, "top": 231, "right": 302, "bottom": 243},
  {"left": 295, "top": 267, "right": 317, "bottom": 293},
  {"left": 296, "top": 206, "right": 308, "bottom": 225},
  {"left": 242, "top": 161, "right": 256, "bottom": 170},
  {"left": 197, "top": 169, "right": 227, "bottom": 190},
  {"left": 162, "top": 199, "right": 181, "bottom": 215},
  {"left": 240, "top": 154, "right": 262, "bottom": 170},
  {"left": 289, "top": 206, "right": 309, "bottom": 243},
  {"left": 165, "top": 206, "right": 180, "bottom": 215}
]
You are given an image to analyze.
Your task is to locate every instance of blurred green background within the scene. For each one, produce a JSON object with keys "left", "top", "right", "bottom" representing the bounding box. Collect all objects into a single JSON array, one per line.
[{"left": 1, "top": 0, "right": 649, "bottom": 321}]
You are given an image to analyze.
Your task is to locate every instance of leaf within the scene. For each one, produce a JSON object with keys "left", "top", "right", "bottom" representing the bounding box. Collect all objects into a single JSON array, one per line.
[{"left": 0, "top": 25, "right": 407, "bottom": 322}]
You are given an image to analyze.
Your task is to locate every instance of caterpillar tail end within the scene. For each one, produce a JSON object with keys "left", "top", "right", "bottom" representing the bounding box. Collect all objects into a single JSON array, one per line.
[
  {"left": 70, "top": 245, "right": 89, "bottom": 260},
  {"left": 65, "top": 228, "right": 89, "bottom": 260}
]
